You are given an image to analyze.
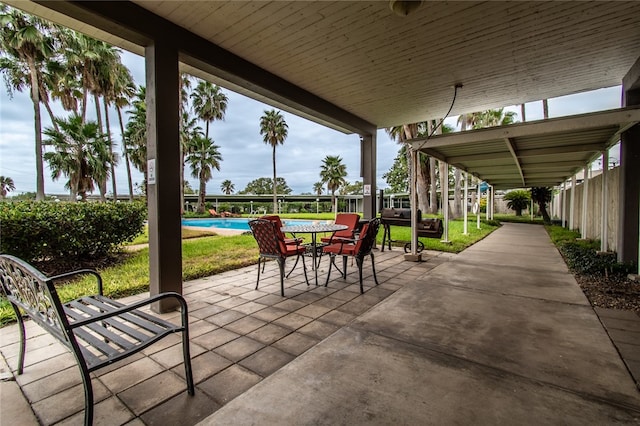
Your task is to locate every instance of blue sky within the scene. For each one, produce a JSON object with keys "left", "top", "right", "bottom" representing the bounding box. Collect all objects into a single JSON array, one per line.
[{"left": 0, "top": 49, "right": 623, "bottom": 197}]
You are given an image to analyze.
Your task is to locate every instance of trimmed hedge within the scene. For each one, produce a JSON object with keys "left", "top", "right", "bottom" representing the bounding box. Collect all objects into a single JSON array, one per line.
[{"left": 0, "top": 201, "right": 146, "bottom": 263}]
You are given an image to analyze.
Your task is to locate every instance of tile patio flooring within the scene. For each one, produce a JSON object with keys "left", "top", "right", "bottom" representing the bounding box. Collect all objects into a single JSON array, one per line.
[{"left": 0, "top": 248, "right": 451, "bottom": 425}]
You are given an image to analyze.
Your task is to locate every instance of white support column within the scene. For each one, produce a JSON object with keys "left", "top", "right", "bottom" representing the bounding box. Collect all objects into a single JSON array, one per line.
[
  {"left": 581, "top": 165, "right": 589, "bottom": 238},
  {"left": 561, "top": 182, "right": 566, "bottom": 227},
  {"left": 530, "top": 196, "right": 534, "bottom": 221},
  {"left": 477, "top": 179, "right": 482, "bottom": 229},
  {"left": 601, "top": 150, "right": 609, "bottom": 252},
  {"left": 569, "top": 175, "right": 576, "bottom": 230},
  {"left": 441, "top": 162, "right": 450, "bottom": 243},
  {"left": 485, "top": 186, "right": 490, "bottom": 221},
  {"left": 463, "top": 172, "right": 469, "bottom": 235},
  {"left": 410, "top": 148, "right": 419, "bottom": 256},
  {"left": 490, "top": 185, "right": 494, "bottom": 220}
]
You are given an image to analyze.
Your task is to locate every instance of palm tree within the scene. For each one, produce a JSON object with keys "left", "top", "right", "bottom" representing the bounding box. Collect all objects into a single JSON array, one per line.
[
  {"left": 220, "top": 179, "right": 234, "bottom": 195},
  {"left": 180, "top": 113, "right": 204, "bottom": 206},
  {"left": 96, "top": 49, "right": 126, "bottom": 200},
  {"left": 178, "top": 73, "right": 192, "bottom": 212},
  {"left": 186, "top": 135, "right": 222, "bottom": 213},
  {"left": 504, "top": 189, "right": 531, "bottom": 216},
  {"left": 43, "top": 113, "right": 111, "bottom": 201},
  {"left": 0, "top": 5, "right": 55, "bottom": 200},
  {"left": 124, "top": 86, "right": 147, "bottom": 192},
  {"left": 112, "top": 63, "right": 136, "bottom": 200},
  {"left": 462, "top": 108, "right": 517, "bottom": 130},
  {"left": 530, "top": 187, "right": 552, "bottom": 223},
  {"left": 313, "top": 181, "right": 324, "bottom": 196},
  {"left": 319, "top": 155, "right": 347, "bottom": 212},
  {"left": 45, "top": 57, "right": 82, "bottom": 113},
  {"left": 259, "top": 110, "right": 288, "bottom": 213},
  {"left": 0, "top": 176, "right": 16, "bottom": 199},
  {"left": 386, "top": 122, "right": 433, "bottom": 213},
  {"left": 191, "top": 80, "right": 228, "bottom": 140},
  {"left": 60, "top": 32, "right": 116, "bottom": 124}
]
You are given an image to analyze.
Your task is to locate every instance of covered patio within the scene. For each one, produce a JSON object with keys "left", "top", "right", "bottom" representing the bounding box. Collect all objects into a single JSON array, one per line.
[
  {"left": 2, "top": 224, "right": 639, "bottom": 424},
  {"left": 2, "top": 1, "right": 640, "bottom": 423},
  {"left": 8, "top": 0, "right": 640, "bottom": 303}
]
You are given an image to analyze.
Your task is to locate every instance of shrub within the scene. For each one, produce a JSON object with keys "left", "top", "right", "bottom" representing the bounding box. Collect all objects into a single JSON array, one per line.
[
  {"left": 0, "top": 201, "right": 146, "bottom": 263},
  {"left": 547, "top": 226, "right": 638, "bottom": 276},
  {"left": 504, "top": 190, "right": 530, "bottom": 216}
]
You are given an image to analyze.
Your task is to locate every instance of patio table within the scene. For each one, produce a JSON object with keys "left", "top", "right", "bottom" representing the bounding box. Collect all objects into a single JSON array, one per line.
[{"left": 281, "top": 223, "right": 348, "bottom": 286}]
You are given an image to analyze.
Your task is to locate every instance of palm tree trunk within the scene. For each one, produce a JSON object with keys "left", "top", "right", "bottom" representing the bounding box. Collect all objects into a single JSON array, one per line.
[
  {"left": 180, "top": 145, "right": 185, "bottom": 213},
  {"left": 417, "top": 153, "right": 430, "bottom": 213},
  {"left": 428, "top": 158, "right": 437, "bottom": 214},
  {"left": 198, "top": 172, "right": 206, "bottom": 213},
  {"left": 179, "top": 74, "right": 185, "bottom": 214},
  {"left": 331, "top": 189, "right": 336, "bottom": 212},
  {"left": 116, "top": 106, "right": 134, "bottom": 201},
  {"left": 272, "top": 145, "right": 278, "bottom": 214},
  {"left": 439, "top": 161, "right": 448, "bottom": 214},
  {"left": 27, "top": 57, "right": 45, "bottom": 201},
  {"left": 39, "top": 93, "right": 59, "bottom": 133},
  {"left": 94, "top": 93, "right": 107, "bottom": 201},
  {"left": 81, "top": 86, "right": 89, "bottom": 124},
  {"left": 538, "top": 201, "right": 551, "bottom": 223},
  {"left": 453, "top": 168, "right": 462, "bottom": 219},
  {"left": 104, "top": 97, "right": 117, "bottom": 200}
]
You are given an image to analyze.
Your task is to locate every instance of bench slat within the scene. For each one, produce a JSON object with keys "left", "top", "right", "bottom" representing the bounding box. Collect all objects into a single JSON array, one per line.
[
  {"left": 72, "top": 327, "right": 122, "bottom": 359},
  {"left": 64, "top": 307, "right": 138, "bottom": 351},
  {"left": 66, "top": 298, "right": 169, "bottom": 341},
  {"left": 83, "top": 296, "right": 175, "bottom": 335}
]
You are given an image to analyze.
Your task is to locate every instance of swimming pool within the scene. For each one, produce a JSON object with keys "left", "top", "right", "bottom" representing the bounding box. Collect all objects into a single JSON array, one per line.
[{"left": 181, "top": 218, "right": 317, "bottom": 231}]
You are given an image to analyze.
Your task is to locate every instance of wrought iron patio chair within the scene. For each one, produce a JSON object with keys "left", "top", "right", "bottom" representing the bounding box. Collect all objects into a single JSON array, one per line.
[
  {"left": 249, "top": 218, "right": 309, "bottom": 296},
  {"left": 259, "top": 215, "right": 305, "bottom": 276},
  {"left": 322, "top": 217, "right": 380, "bottom": 294}
]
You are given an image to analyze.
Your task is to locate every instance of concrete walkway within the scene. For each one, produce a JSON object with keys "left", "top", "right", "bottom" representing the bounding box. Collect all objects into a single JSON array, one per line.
[{"left": 202, "top": 223, "right": 640, "bottom": 424}]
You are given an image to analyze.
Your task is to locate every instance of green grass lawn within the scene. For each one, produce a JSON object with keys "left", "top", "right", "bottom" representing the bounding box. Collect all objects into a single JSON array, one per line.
[
  {"left": 0, "top": 214, "right": 499, "bottom": 326},
  {"left": 0, "top": 234, "right": 258, "bottom": 326},
  {"left": 380, "top": 217, "right": 499, "bottom": 253}
]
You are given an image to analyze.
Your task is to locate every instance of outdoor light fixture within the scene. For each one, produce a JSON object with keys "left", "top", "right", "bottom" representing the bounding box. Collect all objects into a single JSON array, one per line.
[{"left": 389, "top": 0, "right": 423, "bottom": 17}]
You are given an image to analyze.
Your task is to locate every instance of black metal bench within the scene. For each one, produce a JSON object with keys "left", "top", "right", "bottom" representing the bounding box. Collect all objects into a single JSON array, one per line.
[
  {"left": 0, "top": 254, "right": 194, "bottom": 426},
  {"left": 380, "top": 208, "right": 444, "bottom": 253}
]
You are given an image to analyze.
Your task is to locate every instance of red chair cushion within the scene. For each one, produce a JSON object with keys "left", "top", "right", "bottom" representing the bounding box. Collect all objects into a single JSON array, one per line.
[
  {"left": 323, "top": 242, "right": 356, "bottom": 255},
  {"left": 282, "top": 244, "right": 303, "bottom": 254},
  {"left": 320, "top": 213, "right": 360, "bottom": 243}
]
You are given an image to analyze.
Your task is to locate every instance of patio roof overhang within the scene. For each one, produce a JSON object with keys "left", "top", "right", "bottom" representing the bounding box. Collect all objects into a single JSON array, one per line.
[
  {"left": 10, "top": 1, "right": 640, "bottom": 132},
  {"left": 408, "top": 106, "right": 640, "bottom": 190}
]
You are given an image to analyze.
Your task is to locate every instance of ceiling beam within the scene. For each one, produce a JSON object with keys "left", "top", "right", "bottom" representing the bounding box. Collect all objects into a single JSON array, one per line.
[{"left": 504, "top": 137, "right": 525, "bottom": 186}]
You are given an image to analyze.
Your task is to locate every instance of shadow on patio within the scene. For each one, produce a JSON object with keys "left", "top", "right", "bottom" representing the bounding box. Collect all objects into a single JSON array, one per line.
[
  {"left": 2, "top": 223, "right": 639, "bottom": 425},
  {"left": 0, "top": 245, "right": 450, "bottom": 425}
]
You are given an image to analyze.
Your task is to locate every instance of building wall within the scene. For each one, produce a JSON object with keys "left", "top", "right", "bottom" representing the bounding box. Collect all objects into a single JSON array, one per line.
[{"left": 553, "top": 166, "right": 619, "bottom": 251}]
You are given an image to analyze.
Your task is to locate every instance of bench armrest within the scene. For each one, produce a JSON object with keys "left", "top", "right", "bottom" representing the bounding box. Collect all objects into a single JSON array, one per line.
[{"left": 49, "top": 269, "right": 104, "bottom": 295}]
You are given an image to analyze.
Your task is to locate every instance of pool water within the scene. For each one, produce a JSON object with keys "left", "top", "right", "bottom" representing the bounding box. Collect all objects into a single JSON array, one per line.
[{"left": 181, "top": 218, "right": 316, "bottom": 231}]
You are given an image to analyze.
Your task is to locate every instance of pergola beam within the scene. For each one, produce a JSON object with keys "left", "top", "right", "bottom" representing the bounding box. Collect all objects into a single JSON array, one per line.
[{"left": 504, "top": 137, "right": 525, "bottom": 186}]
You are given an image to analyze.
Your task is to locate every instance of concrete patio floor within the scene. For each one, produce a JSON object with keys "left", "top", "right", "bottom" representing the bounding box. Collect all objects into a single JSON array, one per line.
[{"left": 1, "top": 223, "right": 639, "bottom": 425}]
